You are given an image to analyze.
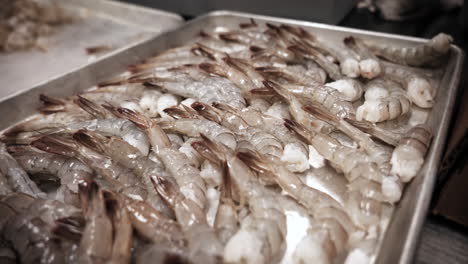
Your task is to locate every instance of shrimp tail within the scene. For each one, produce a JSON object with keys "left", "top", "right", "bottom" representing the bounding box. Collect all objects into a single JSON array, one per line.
[
  {"left": 31, "top": 135, "right": 79, "bottom": 157},
  {"left": 199, "top": 63, "right": 228, "bottom": 78},
  {"left": 283, "top": 119, "right": 313, "bottom": 144},
  {"left": 345, "top": 118, "right": 400, "bottom": 146},
  {"left": 191, "top": 136, "right": 223, "bottom": 167},
  {"left": 78, "top": 181, "right": 100, "bottom": 214},
  {"left": 116, "top": 108, "right": 151, "bottom": 130},
  {"left": 211, "top": 102, "right": 237, "bottom": 113},
  {"left": 191, "top": 102, "right": 223, "bottom": 123},
  {"left": 236, "top": 150, "right": 271, "bottom": 174},
  {"left": 261, "top": 80, "right": 291, "bottom": 101},
  {"left": 163, "top": 106, "right": 196, "bottom": 120},
  {"left": 191, "top": 43, "right": 217, "bottom": 61},
  {"left": 38, "top": 94, "right": 67, "bottom": 113},
  {"left": 303, "top": 103, "right": 341, "bottom": 123},
  {"left": 72, "top": 130, "right": 107, "bottom": 154},
  {"left": 150, "top": 176, "right": 178, "bottom": 208},
  {"left": 53, "top": 217, "right": 84, "bottom": 242},
  {"left": 74, "top": 95, "right": 109, "bottom": 119}
]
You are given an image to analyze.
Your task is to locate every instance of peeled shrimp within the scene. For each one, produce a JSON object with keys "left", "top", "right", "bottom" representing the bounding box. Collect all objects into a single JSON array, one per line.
[
  {"left": 11, "top": 145, "right": 92, "bottom": 205},
  {"left": 382, "top": 62, "right": 434, "bottom": 108},
  {"left": 191, "top": 137, "right": 287, "bottom": 264},
  {"left": 116, "top": 108, "right": 207, "bottom": 209},
  {"left": 158, "top": 118, "right": 238, "bottom": 150},
  {"left": 344, "top": 36, "right": 382, "bottom": 79},
  {"left": 363, "top": 33, "right": 453, "bottom": 67},
  {"left": 151, "top": 176, "right": 223, "bottom": 264},
  {"left": 391, "top": 124, "right": 432, "bottom": 182},
  {"left": 357, "top": 80, "right": 411, "bottom": 122}
]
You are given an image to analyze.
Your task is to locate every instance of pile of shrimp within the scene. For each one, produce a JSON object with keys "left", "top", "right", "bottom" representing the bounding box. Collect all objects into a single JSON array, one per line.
[
  {"left": 0, "top": 0, "right": 72, "bottom": 52},
  {"left": 0, "top": 19, "right": 450, "bottom": 264}
]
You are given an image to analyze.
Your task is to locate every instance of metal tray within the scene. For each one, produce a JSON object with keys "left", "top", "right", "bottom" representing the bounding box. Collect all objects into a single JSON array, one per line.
[
  {"left": 0, "top": 0, "right": 183, "bottom": 101},
  {"left": 0, "top": 10, "right": 463, "bottom": 264}
]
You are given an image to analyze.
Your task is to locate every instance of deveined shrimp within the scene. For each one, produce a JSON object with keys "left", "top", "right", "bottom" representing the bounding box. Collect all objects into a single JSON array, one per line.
[
  {"left": 191, "top": 137, "right": 287, "bottom": 264},
  {"left": 284, "top": 119, "right": 385, "bottom": 184},
  {"left": 263, "top": 80, "right": 356, "bottom": 119},
  {"left": 344, "top": 36, "right": 382, "bottom": 79},
  {"left": 157, "top": 118, "right": 238, "bottom": 150},
  {"left": 0, "top": 143, "right": 45, "bottom": 198},
  {"left": 356, "top": 79, "right": 411, "bottom": 122},
  {"left": 191, "top": 101, "right": 284, "bottom": 160},
  {"left": 382, "top": 61, "right": 434, "bottom": 108},
  {"left": 363, "top": 33, "right": 453, "bottom": 67},
  {"left": 151, "top": 175, "right": 224, "bottom": 264},
  {"left": 78, "top": 182, "right": 113, "bottom": 264},
  {"left": 72, "top": 131, "right": 174, "bottom": 218},
  {"left": 31, "top": 135, "right": 148, "bottom": 202},
  {"left": 116, "top": 108, "right": 207, "bottom": 209},
  {"left": 120, "top": 194, "right": 187, "bottom": 249},
  {"left": 10, "top": 145, "right": 92, "bottom": 206},
  {"left": 391, "top": 124, "right": 432, "bottom": 182}
]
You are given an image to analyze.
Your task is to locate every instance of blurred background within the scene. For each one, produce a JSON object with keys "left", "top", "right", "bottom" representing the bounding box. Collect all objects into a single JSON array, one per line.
[{"left": 119, "top": 0, "right": 468, "bottom": 263}]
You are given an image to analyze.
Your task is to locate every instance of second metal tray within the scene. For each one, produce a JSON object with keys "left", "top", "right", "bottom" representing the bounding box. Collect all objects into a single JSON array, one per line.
[
  {"left": 0, "top": 0, "right": 183, "bottom": 101},
  {"left": 0, "top": 10, "right": 463, "bottom": 264}
]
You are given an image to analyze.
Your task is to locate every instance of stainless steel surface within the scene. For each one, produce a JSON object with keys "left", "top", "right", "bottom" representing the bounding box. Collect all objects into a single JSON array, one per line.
[
  {"left": 0, "top": 10, "right": 463, "bottom": 264},
  {"left": 0, "top": 0, "right": 182, "bottom": 100}
]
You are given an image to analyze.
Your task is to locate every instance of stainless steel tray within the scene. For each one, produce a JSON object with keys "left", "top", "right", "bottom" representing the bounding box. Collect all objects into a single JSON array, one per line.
[
  {"left": 0, "top": 10, "right": 463, "bottom": 264},
  {"left": 0, "top": 0, "right": 183, "bottom": 101}
]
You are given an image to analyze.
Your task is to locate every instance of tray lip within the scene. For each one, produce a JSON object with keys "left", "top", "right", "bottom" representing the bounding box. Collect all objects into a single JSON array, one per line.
[{"left": 187, "top": 9, "right": 465, "bottom": 263}]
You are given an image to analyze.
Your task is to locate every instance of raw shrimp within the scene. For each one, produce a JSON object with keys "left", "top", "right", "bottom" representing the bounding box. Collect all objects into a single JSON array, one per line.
[
  {"left": 64, "top": 115, "right": 150, "bottom": 156},
  {"left": 120, "top": 194, "right": 186, "bottom": 249},
  {"left": 256, "top": 64, "right": 326, "bottom": 87},
  {"left": 151, "top": 176, "right": 224, "bottom": 264},
  {"left": 144, "top": 67, "right": 246, "bottom": 109},
  {"left": 382, "top": 61, "right": 434, "bottom": 108},
  {"left": 191, "top": 137, "right": 287, "bottom": 264},
  {"left": 102, "top": 191, "right": 133, "bottom": 264},
  {"left": 0, "top": 143, "right": 45, "bottom": 197},
  {"left": 262, "top": 80, "right": 356, "bottom": 119},
  {"left": 78, "top": 182, "right": 113, "bottom": 263},
  {"left": 116, "top": 108, "right": 207, "bottom": 209},
  {"left": 214, "top": 163, "right": 239, "bottom": 245},
  {"left": 0, "top": 240, "right": 17, "bottom": 264},
  {"left": 72, "top": 131, "right": 174, "bottom": 218},
  {"left": 284, "top": 119, "right": 385, "bottom": 183},
  {"left": 363, "top": 33, "right": 453, "bottom": 67},
  {"left": 2, "top": 196, "right": 80, "bottom": 264},
  {"left": 289, "top": 41, "right": 344, "bottom": 80},
  {"left": 191, "top": 101, "right": 283, "bottom": 160},
  {"left": 157, "top": 118, "right": 238, "bottom": 150},
  {"left": 325, "top": 79, "right": 364, "bottom": 102},
  {"left": 31, "top": 135, "right": 147, "bottom": 202},
  {"left": 10, "top": 145, "right": 92, "bottom": 205},
  {"left": 344, "top": 36, "right": 382, "bottom": 79},
  {"left": 356, "top": 80, "right": 411, "bottom": 122},
  {"left": 278, "top": 24, "right": 360, "bottom": 78},
  {"left": 391, "top": 124, "right": 432, "bottom": 182}
]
